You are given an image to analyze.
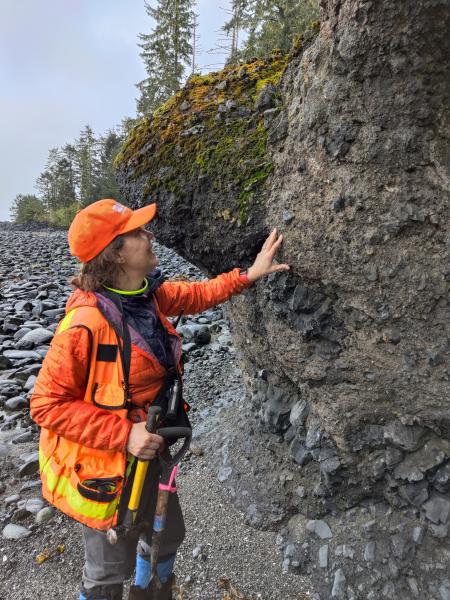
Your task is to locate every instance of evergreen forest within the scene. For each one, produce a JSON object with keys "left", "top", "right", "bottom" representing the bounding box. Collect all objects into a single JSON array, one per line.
[{"left": 10, "top": 0, "right": 318, "bottom": 226}]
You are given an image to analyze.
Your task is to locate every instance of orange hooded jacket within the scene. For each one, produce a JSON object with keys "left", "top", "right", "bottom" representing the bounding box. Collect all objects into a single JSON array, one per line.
[{"left": 30, "top": 268, "right": 251, "bottom": 530}]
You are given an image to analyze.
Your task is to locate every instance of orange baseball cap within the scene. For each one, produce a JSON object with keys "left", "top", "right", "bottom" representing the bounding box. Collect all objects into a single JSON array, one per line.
[{"left": 68, "top": 198, "right": 157, "bottom": 263}]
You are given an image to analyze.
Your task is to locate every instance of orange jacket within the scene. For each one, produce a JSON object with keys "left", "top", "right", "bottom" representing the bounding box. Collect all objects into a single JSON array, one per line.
[{"left": 30, "top": 268, "right": 251, "bottom": 529}]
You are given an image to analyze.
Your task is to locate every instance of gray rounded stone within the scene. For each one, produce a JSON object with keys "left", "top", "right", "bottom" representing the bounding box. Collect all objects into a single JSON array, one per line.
[
  {"left": 4, "top": 395, "right": 28, "bottom": 410},
  {"left": 24, "top": 497, "right": 45, "bottom": 515},
  {"left": 3, "top": 349, "right": 42, "bottom": 360},
  {"left": 5, "top": 494, "right": 21, "bottom": 505},
  {"left": 306, "top": 519, "right": 333, "bottom": 539},
  {"left": 18, "top": 452, "right": 39, "bottom": 477},
  {"left": 2, "top": 523, "right": 31, "bottom": 540},
  {"left": 0, "top": 443, "right": 9, "bottom": 457},
  {"left": 36, "top": 506, "right": 55, "bottom": 525},
  {"left": 24, "top": 375, "right": 37, "bottom": 391},
  {"left": 217, "top": 466, "right": 232, "bottom": 482},
  {"left": 331, "top": 568, "right": 346, "bottom": 598}
]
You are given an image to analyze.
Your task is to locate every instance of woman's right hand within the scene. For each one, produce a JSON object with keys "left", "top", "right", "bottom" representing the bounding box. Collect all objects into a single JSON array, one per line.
[{"left": 126, "top": 422, "right": 165, "bottom": 460}]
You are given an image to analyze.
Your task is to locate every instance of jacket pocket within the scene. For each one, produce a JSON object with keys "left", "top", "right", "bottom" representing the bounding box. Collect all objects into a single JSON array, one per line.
[
  {"left": 68, "top": 457, "right": 126, "bottom": 529},
  {"left": 77, "top": 476, "right": 123, "bottom": 503},
  {"left": 92, "top": 382, "right": 126, "bottom": 409}
]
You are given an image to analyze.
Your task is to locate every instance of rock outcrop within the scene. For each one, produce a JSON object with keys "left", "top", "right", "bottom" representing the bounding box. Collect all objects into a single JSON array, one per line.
[
  {"left": 116, "top": 1, "right": 450, "bottom": 598},
  {"left": 115, "top": 44, "right": 295, "bottom": 271}
]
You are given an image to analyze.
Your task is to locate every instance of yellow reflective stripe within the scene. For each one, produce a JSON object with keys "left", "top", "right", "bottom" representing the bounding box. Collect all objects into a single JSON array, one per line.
[
  {"left": 57, "top": 308, "right": 77, "bottom": 334},
  {"left": 39, "top": 449, "right": 120, "bottom": 522},
  {"left": 126, "top": 455, "right": 136, "bottom": 477}
]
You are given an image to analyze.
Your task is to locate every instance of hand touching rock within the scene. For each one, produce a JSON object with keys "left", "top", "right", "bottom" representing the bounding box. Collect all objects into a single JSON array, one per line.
[{"left": 247, "top": 228, "right": 290, "bottom": 282}]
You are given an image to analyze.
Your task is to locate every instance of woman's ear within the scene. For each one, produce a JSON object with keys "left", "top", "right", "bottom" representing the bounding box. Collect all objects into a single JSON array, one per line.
[{"left": 113, "top": 252, "right": 125, "bottom": 264}]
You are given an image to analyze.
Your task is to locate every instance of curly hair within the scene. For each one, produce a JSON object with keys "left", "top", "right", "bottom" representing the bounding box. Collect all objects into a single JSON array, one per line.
[{"left": 70, "top": 235, "right": 126, "bottom": 291}]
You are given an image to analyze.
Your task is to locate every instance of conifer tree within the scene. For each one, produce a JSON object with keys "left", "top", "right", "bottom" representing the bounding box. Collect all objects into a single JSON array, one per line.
[
  {"left": 35, "top": 148, "right": 58, "bottom": 211},
  {"left": 223, "top": 0, "right": 249, "bottom": 63},
  {"left": 11, "top": 123, "right": 127, "bottom": 224},
  {"left": 224, "top": 0, "right": 319, "bottom": 60},
  {"left": 191, "top": 11, "right": 200, "bottom": 75},
  {"left": 61, "top": 144, "right": 78, "bottom": 202},
  {"left": 75, "top": 125, "right": 101, "bottom": 206},
  {"left": 96, "top": 130, "right": 123, "bottom": 199},
  {"left": 10, "top": 194, "right": 45, "bottom": 224},
  {"left": 136, "top": 0, "right": 195, "bottom": 115},
  {"left": 121, "top": 116, "right": 140, "bottom": 138},
  {"left": 36, "top": 148, "right": 76, "bottom": 212}
]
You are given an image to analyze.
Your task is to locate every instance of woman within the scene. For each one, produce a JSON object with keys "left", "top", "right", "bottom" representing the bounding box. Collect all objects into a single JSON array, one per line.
[{"left": 30, "top": 198, "right": 289, "bottom": 600}]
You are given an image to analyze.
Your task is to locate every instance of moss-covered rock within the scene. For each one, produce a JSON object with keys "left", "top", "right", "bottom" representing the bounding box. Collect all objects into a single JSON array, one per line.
[{"left": 115, "top": 51, "right": 289, "bottom": 272}]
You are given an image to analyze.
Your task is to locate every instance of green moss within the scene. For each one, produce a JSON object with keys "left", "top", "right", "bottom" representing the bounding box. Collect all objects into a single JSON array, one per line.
[
  {"left": 153, "top": 93, "right": 181, "bottom": 117},
  {"left": 114, "top": 117, "right": 151, "bottom": 168},
  {"left": 290, "top": 19, "right": 321, "bottom": 58},
  {"left": 235, "top": 161, "right": 273, "bottom": 223},
  {"left": 115, "top": 52, "right": 291, "bottom": 222}
]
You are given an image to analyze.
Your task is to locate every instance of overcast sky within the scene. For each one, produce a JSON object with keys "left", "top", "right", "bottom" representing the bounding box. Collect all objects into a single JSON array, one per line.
[{"left": 0, "top": 0, "right": 233, "bottom": 221}]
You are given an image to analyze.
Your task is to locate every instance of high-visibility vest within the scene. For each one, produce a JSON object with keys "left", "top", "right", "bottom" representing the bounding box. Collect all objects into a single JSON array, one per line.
[{"left": 38, "top": 304, "right": 160, "bottom": 530}]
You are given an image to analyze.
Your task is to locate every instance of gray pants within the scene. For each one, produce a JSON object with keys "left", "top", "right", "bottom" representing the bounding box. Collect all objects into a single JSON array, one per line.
[{"left": 82, "top": 458, "right": 185, "bottom": 590}]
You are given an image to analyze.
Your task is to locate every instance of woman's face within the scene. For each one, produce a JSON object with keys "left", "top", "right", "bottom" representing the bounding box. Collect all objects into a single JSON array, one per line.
[{"left": 117, "top": 226, "right": 159, "bottom": 274}]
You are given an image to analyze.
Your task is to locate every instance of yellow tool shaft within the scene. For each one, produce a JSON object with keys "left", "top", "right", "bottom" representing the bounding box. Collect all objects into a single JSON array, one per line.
[{"left": 128, "top": 459, "right": 150, "bottom": 512}]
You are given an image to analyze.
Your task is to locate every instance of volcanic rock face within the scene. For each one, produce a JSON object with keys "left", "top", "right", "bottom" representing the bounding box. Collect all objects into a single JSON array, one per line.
[{"left": 117, "top": 1, "right": 450, "bottom": 597}]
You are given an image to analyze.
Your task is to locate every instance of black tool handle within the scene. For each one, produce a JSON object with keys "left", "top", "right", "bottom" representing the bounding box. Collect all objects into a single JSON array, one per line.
[
  {"left": 157, "top": 426, "right": 192, "bottom": 467},
  {"left": 146, "top": 406, "right": 162, "bottom": 434},
  {"left": 157, "top": 426, "right": 191, "bottom": 440},
  {"left": 166, "top": 379, "right": 182, "bottom": 421}
]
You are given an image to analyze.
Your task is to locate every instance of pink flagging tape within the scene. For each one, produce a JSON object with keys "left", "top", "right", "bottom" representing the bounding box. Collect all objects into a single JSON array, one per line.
[
  {"left": 159, "top": 483, "right": 177, "bottom": 492},
  {"left": 159, "top": 465, "right": 178, "bottom": 493}
]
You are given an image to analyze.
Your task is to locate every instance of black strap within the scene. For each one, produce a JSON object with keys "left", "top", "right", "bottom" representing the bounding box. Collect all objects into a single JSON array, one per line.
[
  {"left": 152, "top": 366, "right": 177, "bottom": 406},
  {"left": 96, "top": 289, "right": 132, "bottom": 402},
  {"left": 174, "top": 310, "right": 184, "bottom": 328},
  {"left": 121, "top": 313, "right": 132, "bottom": 400}
]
